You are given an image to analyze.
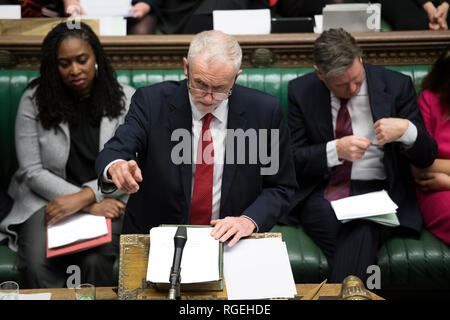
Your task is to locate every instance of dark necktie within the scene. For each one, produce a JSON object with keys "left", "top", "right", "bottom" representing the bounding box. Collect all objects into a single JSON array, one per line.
[
  {"left": 190, "top": 113, "right": 214, "bottom": 225},
  {"left": 324, "top": 98, "right": 353, "bottom": 201}
]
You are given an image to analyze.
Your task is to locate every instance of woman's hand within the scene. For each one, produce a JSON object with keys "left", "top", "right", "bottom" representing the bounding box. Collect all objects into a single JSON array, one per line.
[
  {"left": 84, "top": 198, "right": 125, "bottom": 219},
  {"left": 63, "top": 0, "right": 86, "bottom": 16},
  {"left": 45, "top": 188, "right": 95, "bottom": 225},
  {"left": 414, "top": 172, "right": 450, "bottom": 193},
  {"left": 128, "top": 2, "right": 151, "bottom": 19}
]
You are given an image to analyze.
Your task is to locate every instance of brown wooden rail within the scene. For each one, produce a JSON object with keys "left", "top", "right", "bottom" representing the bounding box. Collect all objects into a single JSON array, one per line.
[{"left": 0, "top": 30, "right": 449, "bottom": 69}]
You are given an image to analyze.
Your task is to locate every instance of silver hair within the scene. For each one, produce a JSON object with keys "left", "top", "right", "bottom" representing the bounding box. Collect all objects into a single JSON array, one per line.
[
  {"left": 314, "top": 28, "right": 362, "bottom": 78},
  {"left": 187, "top": 30, "right": 242, "bottom": 74}
]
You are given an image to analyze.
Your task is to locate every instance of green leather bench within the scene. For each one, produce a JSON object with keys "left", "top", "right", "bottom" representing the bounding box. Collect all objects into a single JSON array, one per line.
[{"left": 1, "top": 66, "right": 449, "bottom": 296}]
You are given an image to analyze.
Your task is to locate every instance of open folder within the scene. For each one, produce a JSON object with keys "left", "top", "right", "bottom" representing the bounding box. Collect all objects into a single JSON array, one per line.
[
  {"left": 46, "top": 213, "right": 112, "bottom": 258},
  {"left": 146, "top": 226, "right": 223, "bottom": 291},
  {"left": 330, "top": 190, "right": 400, "bottom": 227}
]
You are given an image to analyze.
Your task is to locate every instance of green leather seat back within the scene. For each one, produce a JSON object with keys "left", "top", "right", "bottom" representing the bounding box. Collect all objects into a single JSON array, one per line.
[{"left": 0, "top": 70, "right": 39, "bottom": 190}]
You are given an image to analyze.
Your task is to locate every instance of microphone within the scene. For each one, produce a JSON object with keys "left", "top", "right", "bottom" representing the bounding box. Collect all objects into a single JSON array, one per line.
[{"left": 167, "top": 226, "right": 187, "bottom": 300}]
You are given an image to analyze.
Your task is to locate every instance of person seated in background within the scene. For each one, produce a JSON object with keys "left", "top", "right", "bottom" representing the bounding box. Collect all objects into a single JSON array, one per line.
[
  {"left": 378, "top": 0, "right": 449, "bottom": 30},
  {"left": 95, "top": 30, "right": 297, "bottom": 247},
  {"left": 138, "top": 0, "right": 273, "bottom": 34},
  {"left": 412, "top": 46, "right": 450, "bottom": 245},
  {"left": 62, "top": 0, "right": 155, "bottom": 34},
  {"left": 279, "top": 28, "right": 437, "bottom": 283},
  {"left": 0, "top": 22, "right": 135, "bottom": 288}
]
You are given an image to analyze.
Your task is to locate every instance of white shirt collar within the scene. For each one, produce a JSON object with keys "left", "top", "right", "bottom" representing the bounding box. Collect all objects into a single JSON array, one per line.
[{"left": 188, "top": 91, "right": 228, "bottom": 123}]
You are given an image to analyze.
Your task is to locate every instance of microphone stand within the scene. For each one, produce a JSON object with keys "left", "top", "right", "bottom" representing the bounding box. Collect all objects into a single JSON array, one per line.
[{"left": 167, "top": 226, "right": 187, "bottom": 300}]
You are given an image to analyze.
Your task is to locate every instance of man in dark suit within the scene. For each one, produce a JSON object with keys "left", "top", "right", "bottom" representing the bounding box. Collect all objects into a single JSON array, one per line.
[
  {"left": 95, "top": 30, "right": 297, "bottom": 247},
  {"left": 281, "top": 28, "right": 437, "bottom": 283}
]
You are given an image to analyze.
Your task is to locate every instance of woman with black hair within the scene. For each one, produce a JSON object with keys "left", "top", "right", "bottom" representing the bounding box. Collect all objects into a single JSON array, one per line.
[
  {"left": 0, "top": 22, "right": 135, "bottom": 288},
  {"left": 412, "top": 46, "right": 450, "bottom": 245}
]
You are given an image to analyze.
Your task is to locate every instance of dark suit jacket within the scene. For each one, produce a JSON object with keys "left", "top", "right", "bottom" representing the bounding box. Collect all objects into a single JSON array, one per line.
[
  {"left": 95, "top": 80, "right": 297, "bottom": 234},
  {"left": 284, "top": 63, "right": 437, "bottom": 233}
]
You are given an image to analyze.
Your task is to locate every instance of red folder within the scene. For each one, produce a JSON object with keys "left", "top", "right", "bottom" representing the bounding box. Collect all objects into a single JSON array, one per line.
[{"left": 46, "top": 218, "right": 112, "bottom": 258}]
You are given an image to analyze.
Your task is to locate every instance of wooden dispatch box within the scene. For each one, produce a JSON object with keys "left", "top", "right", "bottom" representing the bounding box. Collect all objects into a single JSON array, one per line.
[{"left": 118, "top": 232, "right": 282, "bottom": 300}]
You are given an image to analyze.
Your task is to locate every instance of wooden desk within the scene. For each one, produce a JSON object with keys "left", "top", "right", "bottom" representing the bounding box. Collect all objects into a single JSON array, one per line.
[
  {"left": 19, "top": 284, "right": 383, "bottom": 300},
  {"left": 20, "top": 287, "right": 118, "bottom": 300}
]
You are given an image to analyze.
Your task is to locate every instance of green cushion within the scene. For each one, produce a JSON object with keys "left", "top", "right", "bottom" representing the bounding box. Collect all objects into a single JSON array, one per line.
[{"left": 0, "top": 245, "right": 20, "bottom": 283}]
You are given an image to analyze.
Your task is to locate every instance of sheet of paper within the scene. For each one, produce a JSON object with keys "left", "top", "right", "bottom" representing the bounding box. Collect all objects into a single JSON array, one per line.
[
  {"left": 81, "top": 16, "right": 127, "bottom": 36},
  {"left": 331, "top": 190, "right": 398, "bottom": 221},
  {"left": 147, "top": 227, "right": 220, "bottom": 284},
  {"left": 79, "top": 0, "right": 132, "bottom": 17},
  {"left": 213, "top": 9, "right": 271, "bottom": 35},
  {"left": 47, "top": 213, "right": 108, "bottom": 249},
  {"left": 314, "top": 15, "right": 323, "bottom": 33},
  {"left": 224, "top": 238, "right": 297, "bottom": 300},
  {"left": 0, "top": 5, "right": 21, "bottom": 19},
  {"left": 19, "top": 293, "right": 52, "bottom": 300}
]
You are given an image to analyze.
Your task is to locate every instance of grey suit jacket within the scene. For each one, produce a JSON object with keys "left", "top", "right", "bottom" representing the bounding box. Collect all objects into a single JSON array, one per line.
[{"left": 0, "top": 84, "right": 135, "bottom": 251}]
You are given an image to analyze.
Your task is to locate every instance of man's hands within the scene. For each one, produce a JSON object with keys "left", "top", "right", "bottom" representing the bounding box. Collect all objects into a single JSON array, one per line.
[
  {"left": 423, "top": 1, "right": 449, "bottom": 30},
  {"left": 210, "top": 216, "right": 256, "bottom": 248},
  {"left": 63, "top": 0, "right": 86, "bottom": 16},
  {"left": 108, "top": 160, "right": 143, "bottom": 193},
  {"left": 336, "top": 117, "right": 409, "bottom": 162},
  {"left": 373, "top": 118, "right": 409, "bottom": 146},
  {"left": 336, "top": 136, "right": 371, "bottom": 162}
]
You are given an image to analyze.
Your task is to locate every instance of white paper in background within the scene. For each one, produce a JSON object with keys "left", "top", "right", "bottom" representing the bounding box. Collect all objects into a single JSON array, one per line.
[
  {"left": 146, "top": 227, "right": 220, "bottom": 284},
  {"left": 0, "top": 5, "right": 21, "bottom": 19},
  {"left": 80, "top": 16, "right": 127, "bottom": 36},
  {"left": 224, "top": 238, "right": 297, "bottom": 300},
  {"left": 314, "top": 15, "right": 323, "bottom": 33},
  {"left": 213, "top": 9, "right": 271, "bottom": 35},
  {"left": 47, "top": 213, "right": 108, "bottom": 249},
  {"left": 19, "top": 293, "right": 52, "bottom": 300},
  {"left": 330, "top": 190, "right": 398, "bottom": 221},
  {"left": 79, "top": 0, "right": 132, "bottom": 17}
]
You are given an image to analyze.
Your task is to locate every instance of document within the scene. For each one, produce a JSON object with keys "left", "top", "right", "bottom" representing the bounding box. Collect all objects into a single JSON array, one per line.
[
  {"left": 79, "top": 0, "right": 132, "bottom": 17},
  {"left": 223, "top": 237, "right": 297, "bottom": 300},
  {"left": 213, "top": 9, "right": 271, "bottom": 35},
  {"left": 146, "top": 226, "right": 220, "bottom": 284},
  {"left": 47, "top": 212, "right": 108, "bottom": 249},
  {"left": 0, "top": 5, "right": 21, "bottom": 19},
  {"left": 330, "top": 190, "right": 400, "bottom": 227}
]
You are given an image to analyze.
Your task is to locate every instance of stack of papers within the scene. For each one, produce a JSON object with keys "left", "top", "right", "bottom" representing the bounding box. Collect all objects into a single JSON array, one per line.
[
  {"left": 146, "top": 227, "right": 220, "bottom": 284},
  {"left": 46, "top": 213, "right": 111, "bottom": 258},
  {"left": 47, "top": 213, "right": 108, "bottom": 249},
  {"left": 223, "top": 237, "right": 297, "bottom": 300},
  {"left": 330, "top": 190, "right": 400, "bottom": 227}
]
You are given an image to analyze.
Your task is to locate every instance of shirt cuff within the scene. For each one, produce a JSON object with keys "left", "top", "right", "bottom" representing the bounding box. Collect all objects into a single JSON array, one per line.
[
  {"left": 242, "top": 215, "right": 259, "bottom": 233},
  {"left": 396, "top": 120, "right": 418, "bottom": 148},
  {"left": 326, "top": 140, "right": 343, "bottom": 168},
  {"left": 103, "top": 159, "right": 125, "bottom": 182}
]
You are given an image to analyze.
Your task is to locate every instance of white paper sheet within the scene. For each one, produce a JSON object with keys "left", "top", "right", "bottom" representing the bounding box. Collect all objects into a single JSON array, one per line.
[
  {"left": 224, "top": 238, "right": 297, "bottom": 300},
  {"left": 146, "top": 227, "right": 220, "bottom": 284},
  {"left": 213, "top": 9, "right": 271, "bottom": 35},
  {"left": 47, "top": 213, "right": 108, "bottom": 249},
  {"left": 19, "top": 293, "right": 52, "bottom": 300},
  {"left": 330, "top": 190, "right": 398, "bottom": 221},
  {"left": 0, "top": 5, "right": 21, "bottom": 19},
  {"left": 79, "top": 0, "right": 132, "bottom": 17}
]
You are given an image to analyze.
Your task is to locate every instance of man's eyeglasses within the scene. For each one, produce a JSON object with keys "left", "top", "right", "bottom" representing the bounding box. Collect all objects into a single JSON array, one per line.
[
  {"left": 186, "top": 64, "right": 234, "bottom": 101},
  {"left": 188, "top": 86, "right": 232, "bottom": 101}
]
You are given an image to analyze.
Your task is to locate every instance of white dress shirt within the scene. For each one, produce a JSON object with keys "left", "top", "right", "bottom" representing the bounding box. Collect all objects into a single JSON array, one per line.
[{"left": 325, "top": 77, "right": 418, "bottom": 180}]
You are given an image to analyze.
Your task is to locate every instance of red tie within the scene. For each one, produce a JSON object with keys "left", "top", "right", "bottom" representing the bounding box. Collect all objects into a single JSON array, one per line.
[
  {"left": 190, "top": 113, "right": 214, "bottom": 225},
  {"left": 324, "top": 98, "right": 353, "bottom": 201}
]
